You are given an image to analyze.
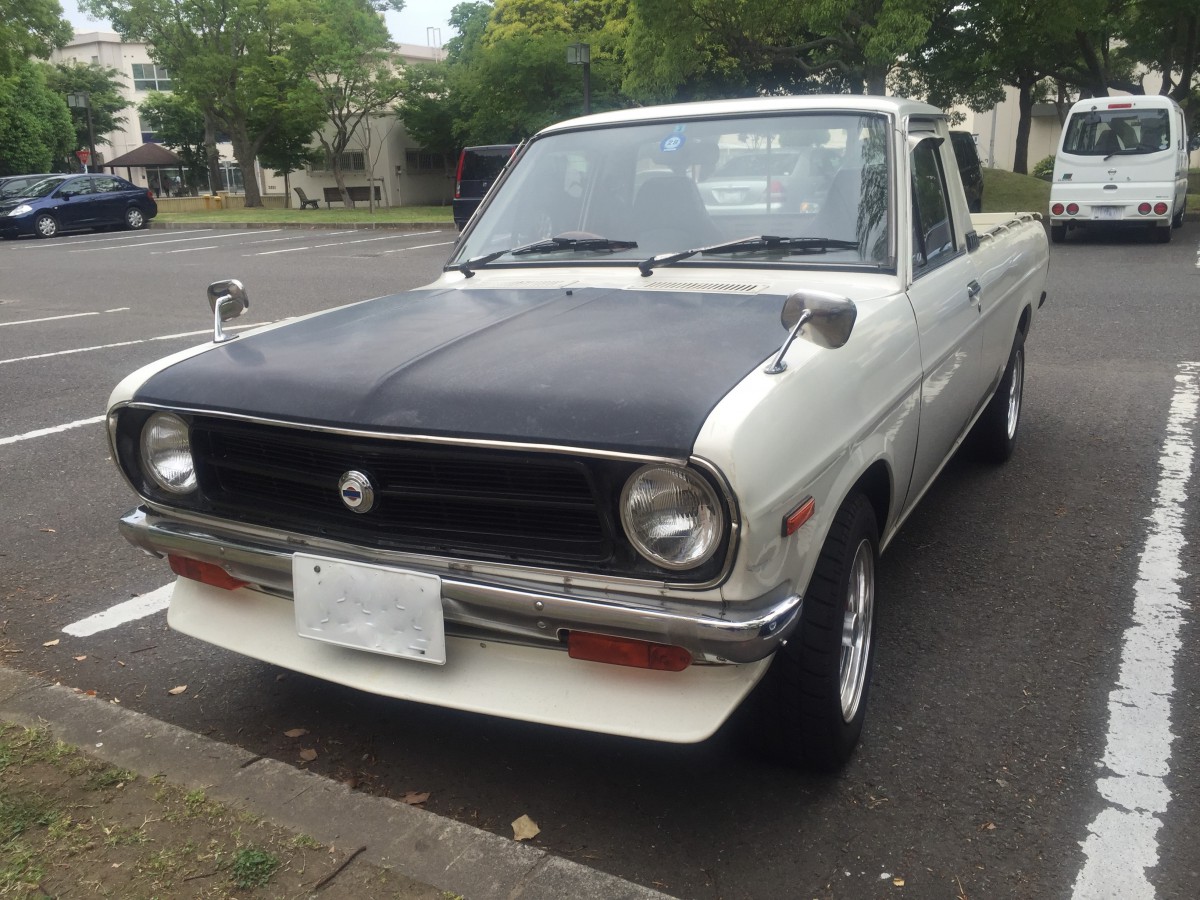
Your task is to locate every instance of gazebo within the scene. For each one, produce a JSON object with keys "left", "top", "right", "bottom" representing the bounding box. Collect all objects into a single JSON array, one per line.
[{"left": 105, "top": 143, "right": 188, "bottom": 197}]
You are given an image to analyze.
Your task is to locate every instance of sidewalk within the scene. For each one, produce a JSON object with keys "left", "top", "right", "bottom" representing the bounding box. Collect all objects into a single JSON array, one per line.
[{"left": 0, "top": 666, "right": 672, "bottom": 900}]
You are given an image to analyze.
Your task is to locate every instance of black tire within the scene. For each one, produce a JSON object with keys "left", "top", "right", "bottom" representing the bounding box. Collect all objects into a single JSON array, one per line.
[
  {"left": 971, "top": 330, "right": 1025, "bottom": 463},
  {"left": 744, "top": 492, "right": 879, "bottom": 771},
  {"left": 1172, "top": 200, "right": 1184, "bottom": 228},
  {"left": 34, "top": 213, "right": 58, "bottom": 239},
  {"left": 1050, "top": 223, "right": 1066, "bottom": 244},
  {"left": 124, "top": 207, "right": 146, "bottom": 230}
]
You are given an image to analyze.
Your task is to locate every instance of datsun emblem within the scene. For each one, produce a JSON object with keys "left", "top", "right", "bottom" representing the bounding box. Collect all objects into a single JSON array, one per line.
[{"left": 338, "top": 471, "right": 375, "bottom": 513}]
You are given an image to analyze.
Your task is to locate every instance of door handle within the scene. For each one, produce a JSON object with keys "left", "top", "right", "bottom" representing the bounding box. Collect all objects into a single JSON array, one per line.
[{"left": 967, "top": 280, "right": 982, "bottom": 306}]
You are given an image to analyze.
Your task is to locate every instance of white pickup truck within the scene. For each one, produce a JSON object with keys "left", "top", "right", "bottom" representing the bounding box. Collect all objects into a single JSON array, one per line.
[{"left": 108, "top": 95, "right": 1049, "bottom": 770}]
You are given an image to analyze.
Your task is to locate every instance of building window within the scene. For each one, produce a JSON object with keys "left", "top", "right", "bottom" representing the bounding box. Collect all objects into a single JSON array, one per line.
[
  {"left": 132, "top": 63, "right": 172, "bottom": 91},
  {"left": 311, "top": 151, "right": 366, "bottom": 173},
  {"left": 219, "top": 162, "right": 244, "bottom": 193},
  {"left": 405, "top": 149, "right": 447, "bottom": 173},
  {"left": 139, "top": 115, "right": 158, "bottom": 144}
]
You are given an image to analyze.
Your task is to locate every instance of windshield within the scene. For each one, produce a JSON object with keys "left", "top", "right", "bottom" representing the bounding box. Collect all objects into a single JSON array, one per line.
[
  {"left": 1061, "top": 107, "right": 1171, "bottom": 156},
  {"left": 451, "top": 112, "right": 892, "bottom": 270},
  {"left": 22, "top": 177, "right": 68, "bottom": 199}
]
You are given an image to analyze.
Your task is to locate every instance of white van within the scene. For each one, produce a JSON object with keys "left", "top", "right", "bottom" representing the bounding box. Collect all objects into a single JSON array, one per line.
[{"left": 1049, "top": 95, "right": 1192, "bottom": 244}]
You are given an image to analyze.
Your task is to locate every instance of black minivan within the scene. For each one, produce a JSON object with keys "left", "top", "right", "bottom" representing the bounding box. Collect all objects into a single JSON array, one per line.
[{"left": 453, "top": 144, "right": 518, "bottom": 231}]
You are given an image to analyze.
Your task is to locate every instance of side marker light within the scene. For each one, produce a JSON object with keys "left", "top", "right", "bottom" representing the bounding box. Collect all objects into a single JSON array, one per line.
[
  {"left": 168, "top": 554, "right": 247, "bottom": 591},
  {"left": 783, "top": 496, "right": 816, "bottom": 536},
  {"left": 567, "top": 632, "right": 692, "bottom": 671}
]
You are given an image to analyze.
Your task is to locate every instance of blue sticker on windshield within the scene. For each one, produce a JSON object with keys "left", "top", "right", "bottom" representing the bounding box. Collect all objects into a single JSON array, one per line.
[{"left": 660, "top": 134, "right": 685, "bottom": 153}]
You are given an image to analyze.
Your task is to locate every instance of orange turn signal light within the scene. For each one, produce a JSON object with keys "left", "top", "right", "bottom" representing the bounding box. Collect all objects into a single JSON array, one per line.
[
  {"left": 783, "top": 496, "right": 816, "bottom": 536},
  {"left": 168, "top": 554, "right": 247, "bottom": 591},
  {"left": 567, "top": 631, "right": 692, "bottom": 672}
]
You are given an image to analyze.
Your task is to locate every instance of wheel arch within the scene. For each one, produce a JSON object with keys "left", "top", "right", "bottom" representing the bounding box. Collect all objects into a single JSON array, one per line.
[{"left": 848, "top": 459, "right": 892, "bottom": 540}]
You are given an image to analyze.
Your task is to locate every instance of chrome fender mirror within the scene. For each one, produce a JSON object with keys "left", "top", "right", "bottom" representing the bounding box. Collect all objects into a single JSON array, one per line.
[
  {"left": 206, "top": 278, "right": 248, "bottom": 343},
  {"left": 765, "top": 290, "right": 857, "bottom": 374}
]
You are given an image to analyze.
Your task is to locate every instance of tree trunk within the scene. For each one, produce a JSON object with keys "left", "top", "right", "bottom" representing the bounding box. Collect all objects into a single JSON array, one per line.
[
  {"left": 1013, "top": 78, "right": 1035, "bottom": 175},
  {"left": 228, "top": 126, "right": 264, "bottom": 208},
  {"left": 202, "top": 110, "right": 222, "bottom": 195},
  {"left": 319, "top": 136, "right": 354, "bottom": 208}
]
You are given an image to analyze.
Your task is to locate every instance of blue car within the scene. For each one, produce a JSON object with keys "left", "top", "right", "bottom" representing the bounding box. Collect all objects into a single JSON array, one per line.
[{"left": 0, "top": 173, "right": 158, "bottom": 239}]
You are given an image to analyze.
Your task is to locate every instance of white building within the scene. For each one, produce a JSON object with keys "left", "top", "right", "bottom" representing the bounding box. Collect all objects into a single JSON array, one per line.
[{"left": 50, "top": 31, "right": 452, "bottom": 206}]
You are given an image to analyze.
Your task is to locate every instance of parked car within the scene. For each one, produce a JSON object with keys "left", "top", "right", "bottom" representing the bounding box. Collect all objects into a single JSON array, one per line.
[
  {"left": 107, "top": 96, "right": 1048, "bottom": 770},
  {"left": 1049, "top": 95, "right": 1194, "bottom": 244},
  {"left": 0, "top": 173, "right": 58, "bottom": 200},
  {"left": 698, "top": 149, "right": 822, "bottom": 214},
  {"left": 949, "top": 130, "right": 984, "bottom": 213},
  {"left": 453, "top": 144, "right": 517, "bottom": 230},
  {"left": 0, "top": 173, "right": 157, "bottom": 239}
]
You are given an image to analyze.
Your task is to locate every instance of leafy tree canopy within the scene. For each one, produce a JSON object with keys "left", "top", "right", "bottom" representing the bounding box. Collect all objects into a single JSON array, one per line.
[
  {"left": 0, "top": 61, "right": 75, "bottom": 175},
  {"left": 0, "top": 0, "right": 73, "bottom": 77},
  {"left": 41, "top": 61, "right": 132, "bottom": 150}
]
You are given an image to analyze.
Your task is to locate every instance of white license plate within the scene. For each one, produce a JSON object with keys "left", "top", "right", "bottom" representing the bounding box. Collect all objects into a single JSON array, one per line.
[
  {"left": 1093, "top": 206, "right": 1122, "bottom": 220},
  {"left": 292, "top": 554, "right": 446, "bottom": 665}
]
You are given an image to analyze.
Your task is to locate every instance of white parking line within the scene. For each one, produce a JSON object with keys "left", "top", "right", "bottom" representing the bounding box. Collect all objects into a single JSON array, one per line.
[
  {"left": 62, "top": 584, "right": 173, "bottom": 637},
  {"left": 0, "top": 307, "right": 129, "bottom": 327},
  {"left": 159, "top": 245, "right": 220, "bottom": 254},
  {"left": 378, "top": 240, "right": 456, "bottom": 254},
  {"left": 0, "top": 321, "right": 269, "bottom": 366},
  {"left": 70, "top": 230, "right": 279, "bottom": 253},
  {"left": 9, "top": 229, "right": 213, "bottom": 249},
  {"left": 1072, "top": 361, "right": 1199, "bottom": 900},
  {"left": 0, "top": 415, "right": 104, "bottom": 446},
  {"left": 248, "top": 229, "right": 440, "bottom": 256}
]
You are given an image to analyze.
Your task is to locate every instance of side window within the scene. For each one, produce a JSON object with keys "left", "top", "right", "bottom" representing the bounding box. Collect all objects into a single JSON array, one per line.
[
  {"left": 910, "top": 140, "right": 956, "bottom": 273},
  {"left": 93, "top": 177, "right": 121, "bottom": 192},
  {"left": 60, "top": 178, "right": 95, "bottom": 197}
]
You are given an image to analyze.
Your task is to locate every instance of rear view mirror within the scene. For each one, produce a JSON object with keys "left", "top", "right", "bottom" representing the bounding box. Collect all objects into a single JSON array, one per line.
[{"left": 206, "top": 278, "right": 249, "bottom": 343}]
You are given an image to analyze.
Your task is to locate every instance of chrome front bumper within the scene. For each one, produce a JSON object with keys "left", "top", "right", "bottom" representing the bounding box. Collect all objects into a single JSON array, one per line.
[{"left": 120, "top": 507, "right": 801, "bottom": 664}]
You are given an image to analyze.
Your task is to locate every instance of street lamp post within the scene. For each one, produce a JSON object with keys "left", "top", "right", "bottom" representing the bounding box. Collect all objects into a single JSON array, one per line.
[
  {"left": 566, "top": 43, "right": 591, "bottom": 115},
  {"left": 66, "top": 92, "right": 97, "bottom": 172}
]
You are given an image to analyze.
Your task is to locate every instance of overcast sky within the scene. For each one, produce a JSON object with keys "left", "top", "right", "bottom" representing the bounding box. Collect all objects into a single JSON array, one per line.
[{"left": 59, "top": 0, "right": 461, "bottom": 49}]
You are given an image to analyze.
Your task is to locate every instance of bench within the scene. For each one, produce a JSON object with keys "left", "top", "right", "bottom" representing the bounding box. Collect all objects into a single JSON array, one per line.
[
  {"left": 322, "top": 185, "right": 382, "bottom": 207},
  {"left": 294, "top": 187, "right": 319, "bottom": 209}
]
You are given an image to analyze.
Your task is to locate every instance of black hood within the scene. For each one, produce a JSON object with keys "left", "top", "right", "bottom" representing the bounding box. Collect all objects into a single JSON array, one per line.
[{"left": 132, "top": 283, "right": 788, "bottom": 457}]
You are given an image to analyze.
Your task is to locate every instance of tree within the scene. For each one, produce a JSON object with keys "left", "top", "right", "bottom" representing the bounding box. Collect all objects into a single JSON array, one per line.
[
  {"left": 257, "top": 111, "right": 324, "bottom": 207},
  {"left": 395, "top": 63, "right": 458, "bottom": 178},
  {"left": 623, "top": 0, "right": 938, "bottom": 100},
  {"left": 285, "top": 0, "right": 405, "bottom": 207},
  {"left": 42, "top": 61, "right": 131, "bottom": 155},
  {"left": 138, "top": 91, "right": 212, "bottom": 191},
  {"left": 0, "top": 61, "right": 74, "bottom": 175},
  {"left": 0, "top": 0, "right": 73, "bottom": 77},
  {"left": 84, "top": 0, "right": 310, "bottom": 207}
]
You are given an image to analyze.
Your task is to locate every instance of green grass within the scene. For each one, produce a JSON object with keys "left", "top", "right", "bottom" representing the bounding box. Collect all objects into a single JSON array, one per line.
[
  {"left": 230, "top": 846, "right": 280, "bottom": 888},
  {"left": 980, "top": 167, "right": 1051, "bottom": 214},
  {"left": 155, "top": 205, "right": 453, "bottom": 225}
]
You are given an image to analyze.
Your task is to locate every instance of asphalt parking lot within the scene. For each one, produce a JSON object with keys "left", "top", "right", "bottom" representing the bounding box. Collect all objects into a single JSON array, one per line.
[{"left": 2, "top": 223, "right": 1199, "bottom": 899}]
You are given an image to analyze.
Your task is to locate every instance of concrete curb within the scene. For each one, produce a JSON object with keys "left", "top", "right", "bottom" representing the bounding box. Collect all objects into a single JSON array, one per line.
[{"left": 0, "top": 665, "right": 673, "bottom": 900}]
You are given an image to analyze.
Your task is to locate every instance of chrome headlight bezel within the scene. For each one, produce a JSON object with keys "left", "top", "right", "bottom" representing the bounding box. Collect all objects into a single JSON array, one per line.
[
  {"left": 139, "top": 411, "right": 198, "bottom": 495},
  {"left": 619, "top": 463, "right": 726, "bottom": 571}
]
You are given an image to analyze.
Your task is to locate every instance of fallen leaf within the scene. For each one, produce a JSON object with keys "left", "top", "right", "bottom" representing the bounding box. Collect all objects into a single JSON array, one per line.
[
  {"left": 43, "top": 639, "right": 60, "bottom": 647},
  {"left": 511, "top": 814, "right": 540, "bottom": 842},
  {"left": 85, "top": 690, "right": 97, "bottom": 697},
  {"left": 40, "top": 528, "right": 56, "bottom": 533},
  {"left": 117, "top": 661, "right": 126, "bottom": 667},
  {"left": 284, "top": 728, "right": 308, "bottom": 738},
  {"left": 893, "top": 877, "right": 905, "bottom": 887},
  {"left": 402, "top": 791, "right": 430, "bottom": 805},
  {"left": 74, "top": 655, "right": 87, "bottom": 661},
  {"left": 167, "top": 685, "right": 187, "bottom": 695},
  {"left": 111, "top": 862, "right": 121, "bottom": 869},
  {"left": 299, "top": 748, "right": 317, "bottom": 762}
]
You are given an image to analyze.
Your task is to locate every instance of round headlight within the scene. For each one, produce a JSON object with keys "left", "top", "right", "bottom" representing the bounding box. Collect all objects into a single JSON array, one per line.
[
  {"left": 140, "top": 412, "right": 197, "bottom": 494},
  {"left": 620, "top": 465, "right": 724, "bottom": 570}
]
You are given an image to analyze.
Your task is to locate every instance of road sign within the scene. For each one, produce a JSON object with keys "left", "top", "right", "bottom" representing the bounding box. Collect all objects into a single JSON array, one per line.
[{"left": 76, "top": 149, "right": 91, "bottom": 165}]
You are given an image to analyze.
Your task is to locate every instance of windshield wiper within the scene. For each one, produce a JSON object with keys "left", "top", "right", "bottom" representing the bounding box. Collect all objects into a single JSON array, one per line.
[
  {"left": 638, "top": 235, "right": 860, "bottom": 276},
  {"left": 453, "top": 233, "right": 638, "bottom": 277}
]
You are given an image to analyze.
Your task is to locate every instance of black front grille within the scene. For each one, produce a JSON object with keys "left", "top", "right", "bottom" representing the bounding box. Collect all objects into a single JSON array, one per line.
[{"left": 190, "top": 418, "right": 616, "bottom": 564}]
